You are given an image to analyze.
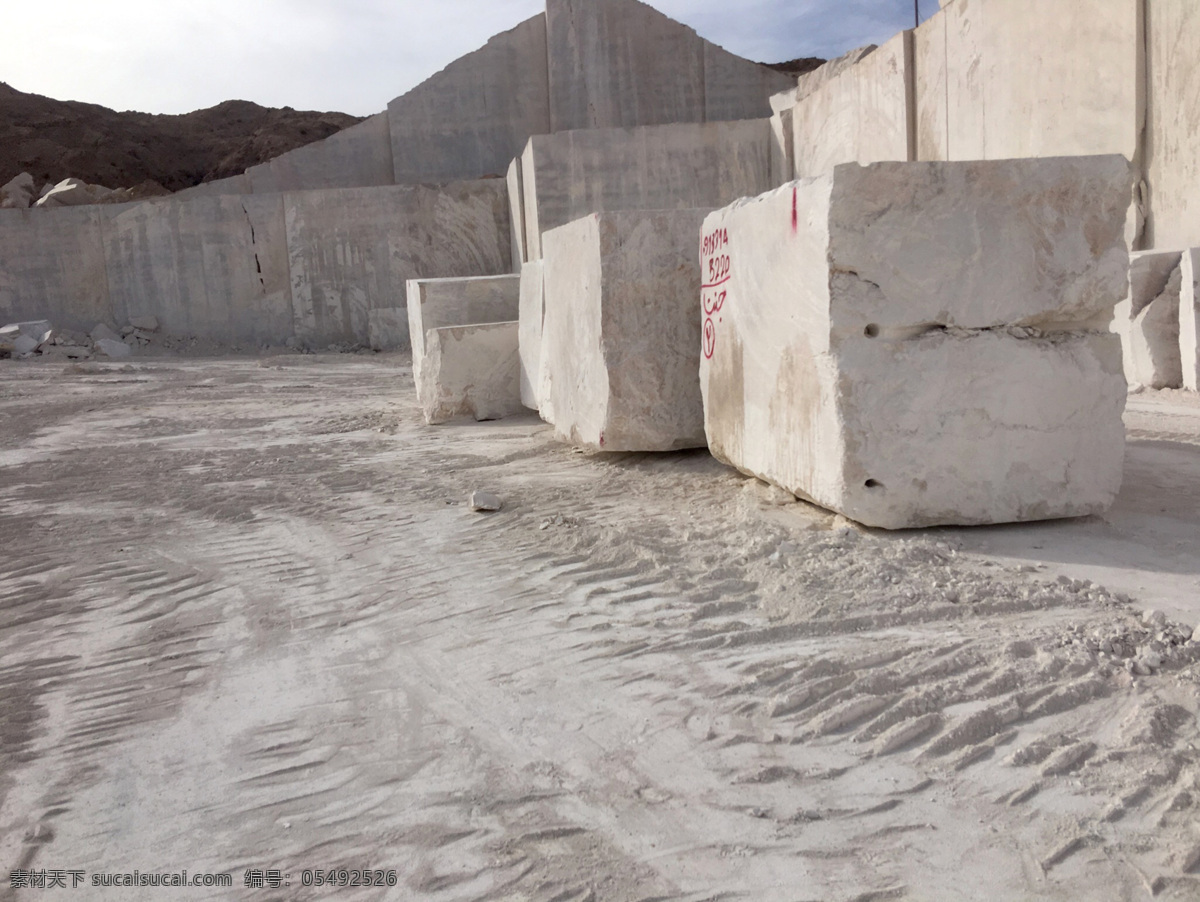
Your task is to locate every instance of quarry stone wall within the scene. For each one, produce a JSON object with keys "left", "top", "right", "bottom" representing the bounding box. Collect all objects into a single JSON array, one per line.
[
  {"left": 791, "top": 31, "right": 914, "bottom": 179},
  {"left": 545, "top": 0, "right": 791, "bottom": 132},
  {"left": 1145, "top": 0, "right": 1200, "bottom": 249},
  {"left": 0, "top": 181, "right": 511, "bottom": 347},
  {"left": 388, "top": 15, "right": 552, "bottom": 184},
  {"left": 0, "top": 206, "right": 110, "bottom": 333},
  {"left": 172, "top": 0, "right": 790, "bottom": 199},
  {"left": 770, "top": 0, "right": 1200, "bottom": 253}
]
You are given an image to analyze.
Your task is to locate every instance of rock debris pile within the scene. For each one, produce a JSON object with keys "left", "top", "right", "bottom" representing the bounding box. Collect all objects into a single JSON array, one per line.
[
  {"left": 1, "top": 316, "right": 168, "bottom": 360},
  {"left": 1, "top": 172, "right": 170, "bottom": 209}
]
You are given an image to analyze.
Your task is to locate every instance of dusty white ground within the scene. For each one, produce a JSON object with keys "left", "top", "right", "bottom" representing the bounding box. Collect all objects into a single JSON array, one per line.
[{"left": 0, "top": 354, "right": 1198, "bottom": 902}]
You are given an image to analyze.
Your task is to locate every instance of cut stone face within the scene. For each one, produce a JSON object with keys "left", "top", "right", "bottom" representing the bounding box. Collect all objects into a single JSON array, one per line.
[
  {"left": 1182, "top": 249, "right": 1200, "bottom": 392},
  {"left": 517, "top": 261, "right": 547, "bottom": 414},
  {"left": 367, "top": 308, "right": 409, "bottom": 351},
  {"left": 407, "top": 274, "right": 520, "bottom": 394},
  {"left": 1113, "top": 251, "right": 1184, "bottom": 389},
  {"left": 699, "top": 157, "right": 1132, "bottom": 529},
  {"left": 418, "top": 322, "right": 523, "bottom": 426},
  {"left": 519, "top": 119, "right": 773, "bottom": 261},
  {"left": 542, "top": 208, "right": 708, "bottom": 452}
]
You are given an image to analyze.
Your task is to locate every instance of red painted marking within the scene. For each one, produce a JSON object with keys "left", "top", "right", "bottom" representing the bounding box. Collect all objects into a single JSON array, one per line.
[
  {"left": 701, "top": 276, "right": 732, "bottom": 290},
  {"left": 791, "top": 187, "right": 798, "bottom": 232},
  {"left": 703, "top": 317, "right": 716, "bottom": 359},
  {"left": 703, "top": 289, "right": 727, "bottom": 316}
]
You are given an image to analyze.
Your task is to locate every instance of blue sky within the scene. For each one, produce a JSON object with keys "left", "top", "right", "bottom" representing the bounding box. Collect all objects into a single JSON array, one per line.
[{"left": 2, "top": 1, "right": 941, "bottom": 116}]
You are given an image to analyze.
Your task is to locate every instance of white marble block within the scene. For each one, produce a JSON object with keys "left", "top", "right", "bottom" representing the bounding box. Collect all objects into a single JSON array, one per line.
[
  {"left": 407, "top": 274, "right": 520, "bottom": 391},
  {"left": 1113, "top": 250, "right": 1183, "bottom": 389},
  {"left": 1182, "top": 249, "right": 1200, "bottom": 392},
  {"left": 542, "top": 209, "right": 709, "bottom": 452},
  {"left": 699, "top": 157, "right": 1133, "bottom": 529},
  {"left": 418, "top": 322, "right": 524, "bottom": 425}
]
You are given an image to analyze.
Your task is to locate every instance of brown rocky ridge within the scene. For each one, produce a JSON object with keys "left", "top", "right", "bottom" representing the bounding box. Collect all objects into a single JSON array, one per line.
[{"left": 0, "top": 81, "right": 363, "bottom": 195}]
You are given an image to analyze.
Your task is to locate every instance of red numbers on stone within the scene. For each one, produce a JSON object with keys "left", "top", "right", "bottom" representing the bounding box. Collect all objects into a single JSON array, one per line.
[{"left": 700, "top": 226, "right": 731, "bottom": 361}]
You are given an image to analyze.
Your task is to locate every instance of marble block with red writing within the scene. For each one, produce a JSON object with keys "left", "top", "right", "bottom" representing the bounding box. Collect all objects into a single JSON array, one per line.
[
  {"left": 699, "top": 157, "right": 1133, "bottom": 529},
  {"left": 541, "top": 208, "right": 709, "bottom": 451}
]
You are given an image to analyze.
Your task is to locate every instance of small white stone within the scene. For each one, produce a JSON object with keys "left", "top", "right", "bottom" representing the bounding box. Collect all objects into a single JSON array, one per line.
[{"left": 469, "top": 491, "right": 503, "bottom": 512}]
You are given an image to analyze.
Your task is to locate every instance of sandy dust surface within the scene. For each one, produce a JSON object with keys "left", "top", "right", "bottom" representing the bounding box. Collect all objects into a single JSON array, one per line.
[{"left": 1, "top": 355, "right": 1199, "bottom": 901}]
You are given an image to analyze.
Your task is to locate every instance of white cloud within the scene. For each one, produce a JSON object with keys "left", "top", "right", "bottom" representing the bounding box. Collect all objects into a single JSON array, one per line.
[{"left": 0, "top": 0, "right": 938, "bottom": 116}]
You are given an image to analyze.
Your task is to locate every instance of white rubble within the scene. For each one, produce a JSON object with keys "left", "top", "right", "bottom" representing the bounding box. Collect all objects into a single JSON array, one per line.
[
  {"left": 95, "top": 338, "right": 133, "bottom": 359},
  {"left": 418, "top": 322, "right": 523, "bottom": 425},
  {"left": 1113, "top": 250, "right": 1183, "bottom": 389},
  {"left": 1181, "top": 248, "right": 1200, "bottom": 392},
  {"left": 542, "top": 209, "right": 709, "bottom": 452},
  {"left": 4, "top": 320, "right": 54, "bottom": 342},
  {"left": 1, "top": 173, "right": 36, "bottom": 209},
  {"left": 0, "top": 320, "right": 54, "bottom": 357},
  {"left": 699, "top": 157, "right": 1132, "bottom": 529},
  {"left": 407, "top": 275, "right": 521, "bottom": 391}
]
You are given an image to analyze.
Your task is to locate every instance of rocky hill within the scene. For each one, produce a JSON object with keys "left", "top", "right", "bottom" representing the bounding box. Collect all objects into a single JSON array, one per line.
[{"left": 0, "top": 82, "right": 363, "bottom": 194}]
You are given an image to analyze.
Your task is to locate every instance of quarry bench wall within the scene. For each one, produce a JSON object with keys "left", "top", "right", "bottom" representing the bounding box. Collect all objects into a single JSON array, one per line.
[
  {"left": 177, "top": 0, "right": 793, "bottom": 200},
  {"left": 0, "top": 181, "right": 512, "bottom": 348},
  {"left": 770, "top": 0, "right": 1200, "bottom": 254},
  {"left": 511, "top": 118, "right": 778, "bottom": 265}
]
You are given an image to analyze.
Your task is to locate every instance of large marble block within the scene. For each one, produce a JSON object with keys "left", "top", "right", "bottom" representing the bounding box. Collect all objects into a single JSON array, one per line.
[
  {"left": 1113, "top": 251, "right": 1183, "bottom": 389},
  {"left": 543, "top": 209, "right": 708, "bottom": 452},
  {"left": 407, "top": 274, "right": 520, "bottom": 390},
  {"left": 419, "top": 322, "right": 523, "bottom": 425},
  {"left": 699, "top": 157, "right": 1132, "bottom": 529}
]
